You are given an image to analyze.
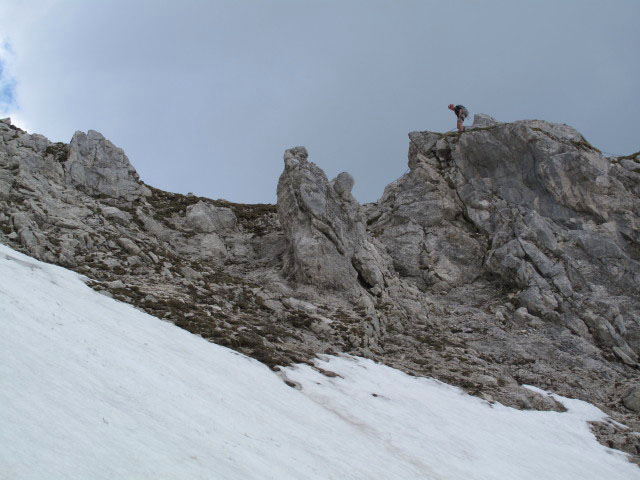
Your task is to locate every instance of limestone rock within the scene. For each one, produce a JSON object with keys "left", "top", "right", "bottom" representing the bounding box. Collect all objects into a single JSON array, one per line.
[
  {"left": 199, "top": 233, "right": 228, "bottom": 261},
  {"left": 472, "top": 113, "right": 498, "bottom": 127},
  {"left": 371, "top": 119, "right": 640, "bottom": 360},
  {"left": 368, "top": 135, "right": 485, "bottom": 290},
  {"left": 277, "top": 147, "right": 390, "bottom": 296},
  {"left": 2, "top": 113, "right": 640, "bottom": 462},
  {"left": 622, "top": 386, "right": 640, "bottom": 413},
  {"left": 101, "top": 206, "right": 131, "bottom": 226},
  {"left": 117, "top": 237, "right": 141, "bottom": 256},
  {"left": 185, "top": 201, "right": 237, "bottom": 233},
  {"left": 136, "top": 207, "right": 172, "bottom": 241},
  {"left": 65, "top": 130, "right": 148, "bottom": 200}
]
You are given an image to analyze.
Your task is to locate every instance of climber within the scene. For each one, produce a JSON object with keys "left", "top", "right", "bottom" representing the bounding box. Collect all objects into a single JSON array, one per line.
[{"left": 448, "top": 104, "right": 469, "bottom": 133}]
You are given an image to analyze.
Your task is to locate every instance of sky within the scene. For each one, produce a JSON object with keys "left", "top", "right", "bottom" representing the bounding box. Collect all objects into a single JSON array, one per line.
[
  {"left": 0, "top": 0, "right": 638, "bottom": 204},
  {"left": 2, "top": 241, "right": 638, "bottom": 479}
]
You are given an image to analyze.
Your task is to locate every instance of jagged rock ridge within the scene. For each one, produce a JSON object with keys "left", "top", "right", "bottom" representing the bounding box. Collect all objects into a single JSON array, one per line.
[
  {"left": 1, "top": 115, "right": 639, "bottom": 460},
  {"left": 371, "top": 117, "right": 640, "bottom": 365}
]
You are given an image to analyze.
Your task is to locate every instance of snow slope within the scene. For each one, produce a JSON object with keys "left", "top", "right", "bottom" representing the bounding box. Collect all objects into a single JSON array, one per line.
[{"left": 0, "top": 243, "right": 637, "bottom": 479}]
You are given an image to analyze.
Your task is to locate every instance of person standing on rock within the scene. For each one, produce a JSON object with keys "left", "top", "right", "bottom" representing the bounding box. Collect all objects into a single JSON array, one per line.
[{"left": 448, "top": 104, "right": 469, "bottom": 132}]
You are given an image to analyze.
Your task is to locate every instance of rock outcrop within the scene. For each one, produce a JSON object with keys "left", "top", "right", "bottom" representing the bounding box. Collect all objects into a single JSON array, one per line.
[
  {"left": 369, "top": 119, "right": 640, "bottom": 367},
  {"left": 1, "top": 114, "right": 639, "bottom": 461},
  {"left": 65, "top": 130, "right": 150, "bottom": 200},
  {"left": 366, "top": 133, "right": 485, "bottom": 290},
  {"left": 277, "top": 146, "right": 390, "bottom": 296}
]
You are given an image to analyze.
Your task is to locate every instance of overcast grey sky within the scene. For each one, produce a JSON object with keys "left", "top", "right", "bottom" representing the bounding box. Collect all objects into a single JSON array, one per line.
[{"left": 1, "top": 0, "right": 638, "bottom": 204}]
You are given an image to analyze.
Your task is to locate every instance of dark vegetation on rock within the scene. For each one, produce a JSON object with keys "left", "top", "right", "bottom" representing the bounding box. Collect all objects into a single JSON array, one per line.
[{"left": 1, "top": 115, "right": 639, "bottom": 461}]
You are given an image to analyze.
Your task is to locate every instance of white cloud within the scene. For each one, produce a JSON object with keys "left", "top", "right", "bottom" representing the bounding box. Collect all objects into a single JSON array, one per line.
[
  {"left": 0, "top": 0, "right": 55, "bottom": 130},
  {"left": 0, "top": 41, "right": 17, "bottom": 112}
]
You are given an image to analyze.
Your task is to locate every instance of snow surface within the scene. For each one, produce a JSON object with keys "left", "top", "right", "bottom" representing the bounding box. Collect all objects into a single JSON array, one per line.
[{"left": 0, "top": 243, "right": 638, "bottom": 480}]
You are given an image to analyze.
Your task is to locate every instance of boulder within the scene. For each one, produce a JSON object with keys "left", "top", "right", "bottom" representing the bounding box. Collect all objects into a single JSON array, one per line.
[
  {"left": 116, "top": 237, "right": 141, "bottom": 256},
  {"left": 185, "top": 201, "right": 237, "bottom": 233},
  {"left": 199, "top": 233, "right": 228, "bottom": 261},
  {"left": 622, "top": 386, "right": 640, "bottom": 413},
  {"left": 472, "top": 113, "right": 498, "bottom": 127},
  {"left": 101, "top": 206, "right": 132, "bottom": 226}
]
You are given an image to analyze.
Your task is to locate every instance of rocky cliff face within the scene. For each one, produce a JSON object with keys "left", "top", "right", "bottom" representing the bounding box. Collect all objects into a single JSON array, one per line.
[
  {"left": 370, "top": 116, "right": 640, "bottom": 366},
  {"left": 1, "top": 115, "right": 639, "bottom": 460}
]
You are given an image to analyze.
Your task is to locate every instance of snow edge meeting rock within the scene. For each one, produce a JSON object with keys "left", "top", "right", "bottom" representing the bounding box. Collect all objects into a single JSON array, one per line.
[{"left": 0, "top": 115, "right": 639, "bottom": 460}]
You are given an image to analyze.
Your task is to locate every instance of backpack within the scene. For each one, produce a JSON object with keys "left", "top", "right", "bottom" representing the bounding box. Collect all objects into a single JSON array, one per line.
[{"left": 456, "top": 105, "right": 469, "bottom": 118}]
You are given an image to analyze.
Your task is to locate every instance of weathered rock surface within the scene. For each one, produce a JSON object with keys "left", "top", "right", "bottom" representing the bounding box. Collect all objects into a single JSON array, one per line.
[
  {"left": 624, "top": 386, "right": 640, "bottom": 413},
  {"left": 277, "top": 146, "right": 390, "bottom": 296},
  {"left": 367, "top": 133, "right": 485, "bottom": 290},
  {"left": 472, "top": 113, "right": 498, "bottom": 127},
  {"left": 185, "top": 201, "right": 237, "bottom": 233},
  {"left": 65, "top": 130, "right": 150, "bottom": 200},
  {"left": 372, "top": 118, "right": 640, "bottom": 368},
  {"left": 1, "top": 115, "right": 639, "bottom": 462}
]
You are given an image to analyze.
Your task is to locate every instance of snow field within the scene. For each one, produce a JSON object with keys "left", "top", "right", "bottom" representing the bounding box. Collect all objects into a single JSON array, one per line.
[{"left": 0, "top": 243, "right": 638, "bottom": 479}]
